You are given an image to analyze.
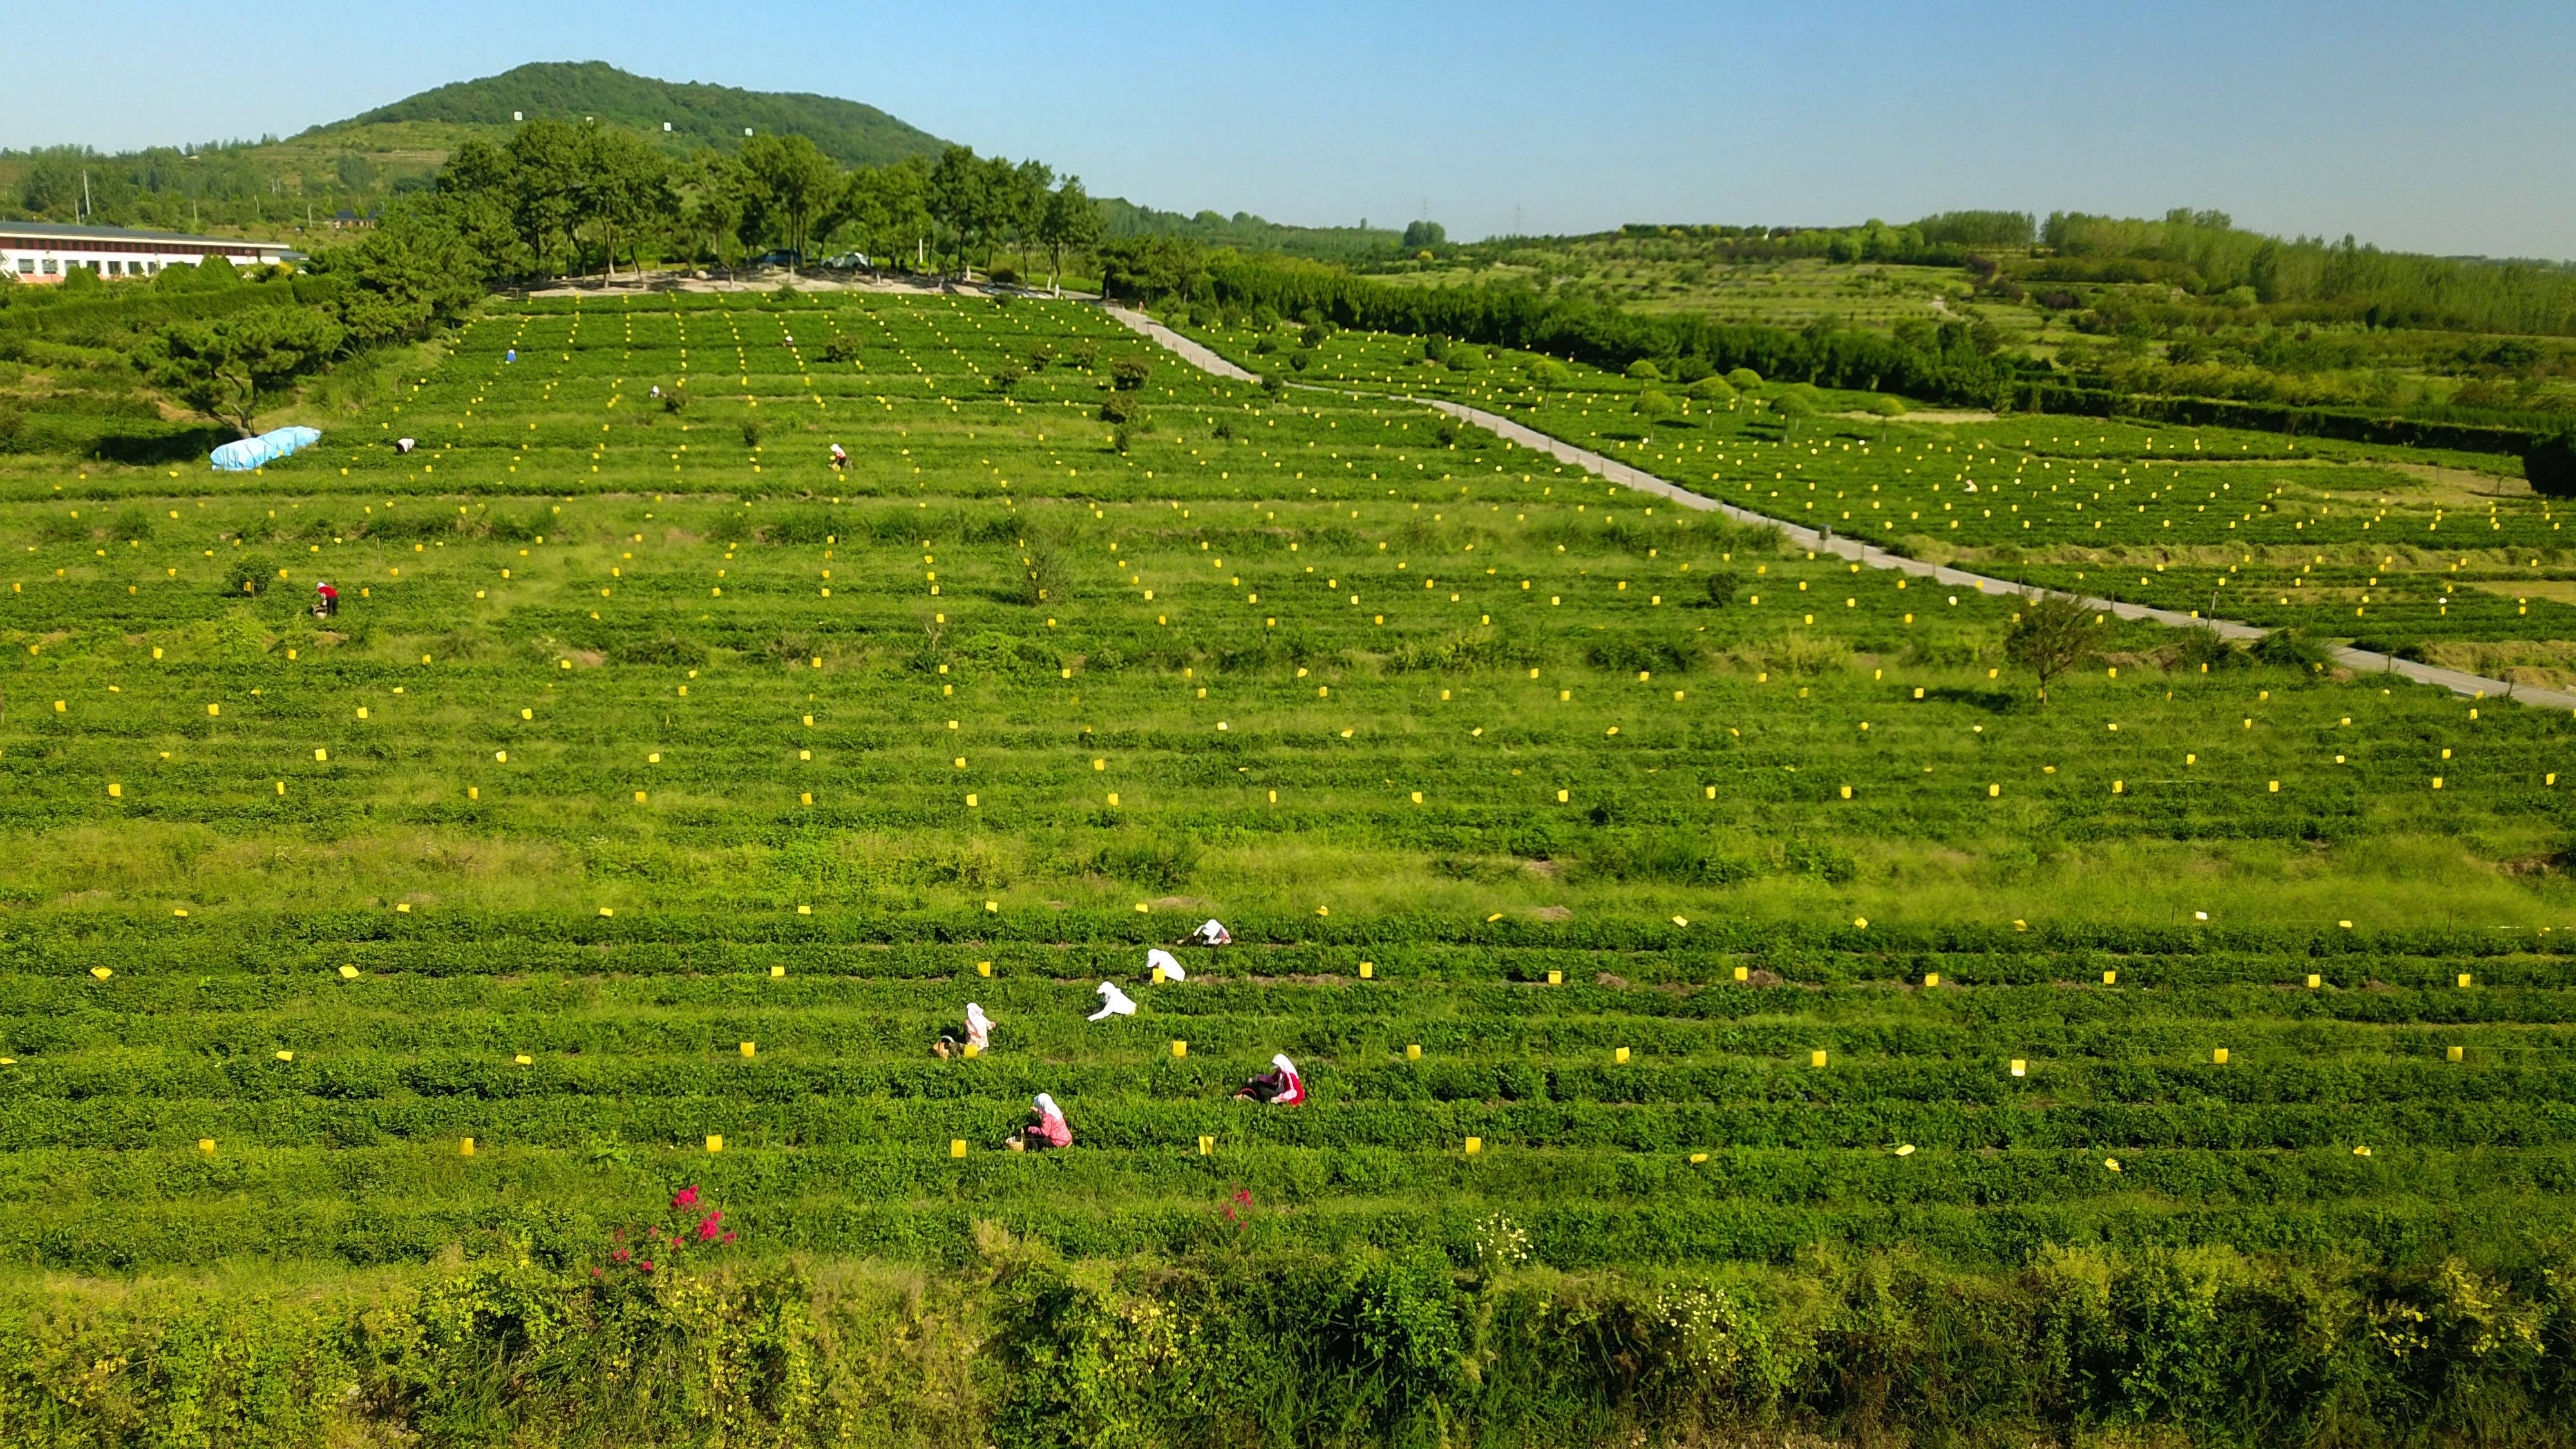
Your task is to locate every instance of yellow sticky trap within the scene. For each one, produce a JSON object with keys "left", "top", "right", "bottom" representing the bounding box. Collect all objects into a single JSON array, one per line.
[
  {"left": 2306, "top": 974, "right": 2321, "bottom": 989},
  {"left": 206, "top": 703, "right": 219, "bottom": 716},
  {"left": 1463, "top": 1137, "right": 1482, "bottom": 1155},
  {"left": 978, "top": 961, "right": 992, "bottom": 977},
  {"left": 1151, "top": 966, "right": 1167, "bottom": 984},
  {"left": 198, "top": 1139, "right": 216, "bottom": 1153},
  {"left": 950, "top": 1139, "right": 968, "bottom": 1158},
  {"left": 339, "top": 965, "right": 359, "bottom": 980},
  {"left": 468, "top": 787, "right": 479, "bottom": 800},
  {"left": 962, "top": 1043, "right": 980, "bottom": 1059},
  {"left": 599, "top": 907, "right": 614, "bottom": 918},
  {"left": 314, "top": 748, "right": 328, "bottom": 762},
  {"left": 1924, "top": 973, "right": 1940, "bottom": 988},
  {"left": 1546, "top": 971, "right": 1562, "bottom": 985},
  {"left": 274, "top": 1051, "right": 294, "bottom": 1063},
  {"left": 770, "top": 965, "right": 786, "bottom": 978},
  {"left": 2010, "top": 1059, "right": 2027, "bottom": 1077},
  {"left": 1557, "top": 789, "right": 1569, "bottom": 802},
  {"left": 1613, "top": 1046, "right": 1631, "bottom": 1064},
  {"left": 2213, "top": 1048, "right": 2230, "bottom": 1065},
  {"left": 460, "top": 1137, "right": 476, "bottom": 1156},
  {"left": 739, "top": 1042, "right": 756, "bottom": 1059},
  {"left": 1198, "top": 1136, "right": 1214, "bottom": 1156},
  {"left": 1810, "top": 1050, "right": 1828, "bottom": 1068},
  {"left": 515, "top": 1054, "right": 533, "bottom": 1065},
  {"left": 2447, "top": 1045, "right": 2465, "bottom": 1062},
  {"left": 91, "top": 967, "right": 113, "bottom": 981},
  {"left": 2458, "top": 973, "right": 2474, "bottom": 989},
  {"left": 1689, "top": 1152, "right": 1708, "bottom": 1164},
  {"left": 1171, "top": 1041, "right": 1187, "bottom": 1057},
  {"left": 1406, "top": 1043, "right": 1422, "bottom": 1060},
  {"left": 107, "top": 783, "right": 122, "bottom": 799},
  {"left": 2103, "top": 971, "right": 2118, "bottom": 985},
  {"left": 705, "top": 1135, "right": 723, "bottom": 1153},
  {"left": 1734, "top": 966, "right": 1750, "bottom": 982},
  {"left": 1359, "top": 961, "right": 1374, "bottom": 979}
]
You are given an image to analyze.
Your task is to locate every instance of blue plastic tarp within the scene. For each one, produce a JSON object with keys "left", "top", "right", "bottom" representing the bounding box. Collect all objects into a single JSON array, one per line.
[{"left": 210, "top": 426, "right": 321, "bottom": 472}]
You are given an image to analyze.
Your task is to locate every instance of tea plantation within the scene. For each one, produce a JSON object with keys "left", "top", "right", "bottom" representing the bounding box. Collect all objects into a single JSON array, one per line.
[{"left": 6, "top": 291, "right": 2576, "bottom": 1443}]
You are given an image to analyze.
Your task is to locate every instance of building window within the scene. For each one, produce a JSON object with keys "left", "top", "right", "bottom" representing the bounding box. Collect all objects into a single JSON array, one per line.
[
  {"left": 14, "top": 259, "right": 30, "bottom": 274},
  {"left": 43, "top": 260, "right": 59, "bottom": 275}
]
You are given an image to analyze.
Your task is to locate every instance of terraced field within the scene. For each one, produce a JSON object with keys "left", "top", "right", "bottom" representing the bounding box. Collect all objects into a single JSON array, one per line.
[{"left": 5, "top": 292, "right": 2576, "bottom": 1443}]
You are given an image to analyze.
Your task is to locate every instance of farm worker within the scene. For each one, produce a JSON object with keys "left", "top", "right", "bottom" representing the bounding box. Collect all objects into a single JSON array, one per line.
[
  {"left": 314, "top": 581, "right": 339, "bottom": 618},
  {"left": 649, "top": 384, "right": 662, "bottom": 400},
  {"left": 1007, "top": 1093, "right": 1072, "bottom": 1151},
  {"left": 829, "top": 442, "right": 849, "bottom": 471},
  {"left": 934, "top": 1002, "right": 994, "bottom": 1059},
  {"left": 1185, "top": 919, "right": 1233, "bottom": 947},
  {"left": 1145, "top": 947, "right": 1187, "bottom": 982},
  {"left": 1234, "top": 1054, "right": 1305, "bottom": 1106},
  {"left": 1088, "top": 982, "right": 1137, "bottom": 1021},
  {"left": 395, "top": 437, "right": 415, "bottom": 455},
  {"left": 506, "top": 348, "right": 516, "bottom": 363}
]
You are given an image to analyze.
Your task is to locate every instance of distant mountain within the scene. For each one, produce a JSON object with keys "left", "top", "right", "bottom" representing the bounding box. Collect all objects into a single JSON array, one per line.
[{"left": 323, "top": 61, "right": 947, "bottom": 169}]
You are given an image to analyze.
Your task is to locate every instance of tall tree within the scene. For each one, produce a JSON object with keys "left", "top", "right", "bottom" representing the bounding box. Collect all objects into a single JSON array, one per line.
[
  {"left": 574, "top": 126, "right": 677, "bottom": 280},
  {"left": 1037, "top": 176, "right": 1103, "bottom": 296},
  {"left": 925, "top": 146, "right": 989, "bottom": 276},
  {"left": 733, "top": 134, "right": 842, "bottom": 268},
  {"left": 838, "top": 157, "right": 933, "bottom": 270}
]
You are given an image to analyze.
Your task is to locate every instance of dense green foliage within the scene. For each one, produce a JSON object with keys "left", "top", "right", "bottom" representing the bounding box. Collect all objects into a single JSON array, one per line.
[{"left": 8, "top": 1244, "right": 2576, "bottom": 1446}]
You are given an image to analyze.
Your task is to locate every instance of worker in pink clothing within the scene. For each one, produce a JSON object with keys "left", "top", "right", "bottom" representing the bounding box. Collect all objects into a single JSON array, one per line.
[
  {"left": 1234, "top": 1054, "right": 1305, "bottom": 1105},
  {"left": 1007, "top": 1093, "right": 1072, "bottom": 1151}
]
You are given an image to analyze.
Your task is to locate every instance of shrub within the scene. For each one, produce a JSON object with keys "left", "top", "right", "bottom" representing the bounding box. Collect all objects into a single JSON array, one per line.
[
  {"left": 1863, "top": 394, "right": 1906, "bottom": 417},
  {"left": 1530, "top": 360, "right": 1574, "bottom": 388},
  {"left": 1687, "top": 377, "right": 1738, "bottom": 405},
  {"left": 823, "top": 336, "right": 862, "bottom": 364},
  {"left": 1110, "top": 355, "right": 1151, "bottom": 392},
  {"left": 2524, "top": 429, "right": 2576, "bottom": 498},
  {"left": 2253, "top": 627, "right": 2332, "bottom": 670},
  {"left": 1634, "top": 390, "right": 1678, "bottom": 420},
  {"left": 740, "top": 419, "right": 762, "bottom": 448},
  {"left": 1444, "top": 348, "right": 1481, "bottom": 372},
  {"left": 2174, "top": 627, "right": 2251, "bottom": 672},
  {"left": 1099, "top": 392, "right": 1142, "bottom": 426},
  {"left": 1625, "top": 359, "right": 1663, "bottom": 382},
  {"left": 1727, "top": 367, "right": 1763, "bottom": 390},
  {"left": 1088, "top": 833, "right": 1202, "bottom": 889}
]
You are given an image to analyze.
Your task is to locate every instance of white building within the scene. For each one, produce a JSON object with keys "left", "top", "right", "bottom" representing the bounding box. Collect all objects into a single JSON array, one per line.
[{"left": 1, "top": 222, "right": 292, "bottom": 283}]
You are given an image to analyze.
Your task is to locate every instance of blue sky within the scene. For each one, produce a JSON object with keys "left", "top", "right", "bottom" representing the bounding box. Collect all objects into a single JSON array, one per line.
[{"left": 13, "top": 0, "right": 2574, "bottom": 258}]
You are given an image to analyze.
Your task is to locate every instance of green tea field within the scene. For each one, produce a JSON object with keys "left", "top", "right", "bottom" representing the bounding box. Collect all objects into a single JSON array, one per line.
[{"left": 6, "top": 291, "right": 2576, "bottom": 1441}]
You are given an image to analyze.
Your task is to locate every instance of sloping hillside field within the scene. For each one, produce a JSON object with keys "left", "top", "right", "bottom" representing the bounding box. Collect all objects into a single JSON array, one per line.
[{"left": 5, "top": 293, "right": 2576, "bottom": 1439}]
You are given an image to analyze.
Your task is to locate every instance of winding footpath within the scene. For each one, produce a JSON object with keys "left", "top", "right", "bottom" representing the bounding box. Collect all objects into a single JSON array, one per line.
[{"left": 1108, "top": 307, "right": 2576, "bottom": 714}]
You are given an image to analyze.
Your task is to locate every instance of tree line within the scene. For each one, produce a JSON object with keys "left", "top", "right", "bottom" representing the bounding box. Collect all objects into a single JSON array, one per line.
[
  {"left": 433, "top": 121, "right": 1103, "bottom": 287},
  {"left": 1099, "top": 240, "right": 2018, "bottom": 408}
]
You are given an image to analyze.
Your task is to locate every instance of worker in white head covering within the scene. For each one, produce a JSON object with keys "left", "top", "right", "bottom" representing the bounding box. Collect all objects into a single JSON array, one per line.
[
  {"left": 1009, "top": 1092, "right": 1072, "bottom": 1151},
  {"left": 1088, "top": 981, "right": 1137, "bottom": 1021},
  {"left": 1187, "top": 919, "right": 1233, "bottom": 947},
  {"left": 1235, "top": 1053, "right": 1306, "bottom": 1105},
  {"left": 934, "top": 1002, "right": 994, "bottom": 1059},
  {"left": 1145, "top": 947, "right": 1187, "bottom": 982}
]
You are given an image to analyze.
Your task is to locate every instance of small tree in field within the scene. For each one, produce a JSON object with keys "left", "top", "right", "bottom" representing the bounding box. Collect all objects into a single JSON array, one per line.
[
  {"left": 2004, "top": 592, "right": 2101, "bottom": 703},
  {"left": 145, "top": 307, "right": 343, "bottom": 438}
]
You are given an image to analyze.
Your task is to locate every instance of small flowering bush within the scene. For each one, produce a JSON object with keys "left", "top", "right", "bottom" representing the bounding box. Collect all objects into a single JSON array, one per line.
[{"left": 592, "top": 1183, "right": 737, "bottom": 1282}]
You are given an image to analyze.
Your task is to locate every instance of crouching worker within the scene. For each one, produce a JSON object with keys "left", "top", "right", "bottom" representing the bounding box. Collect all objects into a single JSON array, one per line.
[
  {"left": 934, "top": 1001, "right": 993, "bottom": 1059},
  {"left": 1007, "top": 1092, "right": 1072, "bottom": 1151},
  {"left": 1234, "top": 1053, "right": 1306, "bottom": 1106},
  {"left": 313, "top": 581, "right": 339, "bottom": 618},
  {"left": 1180, "top": 918, "right": 1232, "bottom": 947},
  {"left": 829, "top": 442, "right": 849, "bottom": 471}
]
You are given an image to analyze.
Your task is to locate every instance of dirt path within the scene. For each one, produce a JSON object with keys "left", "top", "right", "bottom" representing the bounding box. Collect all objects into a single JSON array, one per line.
[{"left": 1106, "top": 305, "right": 2576, "bottom": 715}]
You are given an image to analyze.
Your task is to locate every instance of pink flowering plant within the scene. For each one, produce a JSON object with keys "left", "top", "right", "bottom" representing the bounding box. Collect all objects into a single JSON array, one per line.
[{"left": 590, "top": 1184, "right": 738, "bottom": 1282}]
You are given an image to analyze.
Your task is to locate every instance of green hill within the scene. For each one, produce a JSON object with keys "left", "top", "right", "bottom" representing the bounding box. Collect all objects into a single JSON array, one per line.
[{"left": 323, "top": 60, "right": 947, "bottom": 169}]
